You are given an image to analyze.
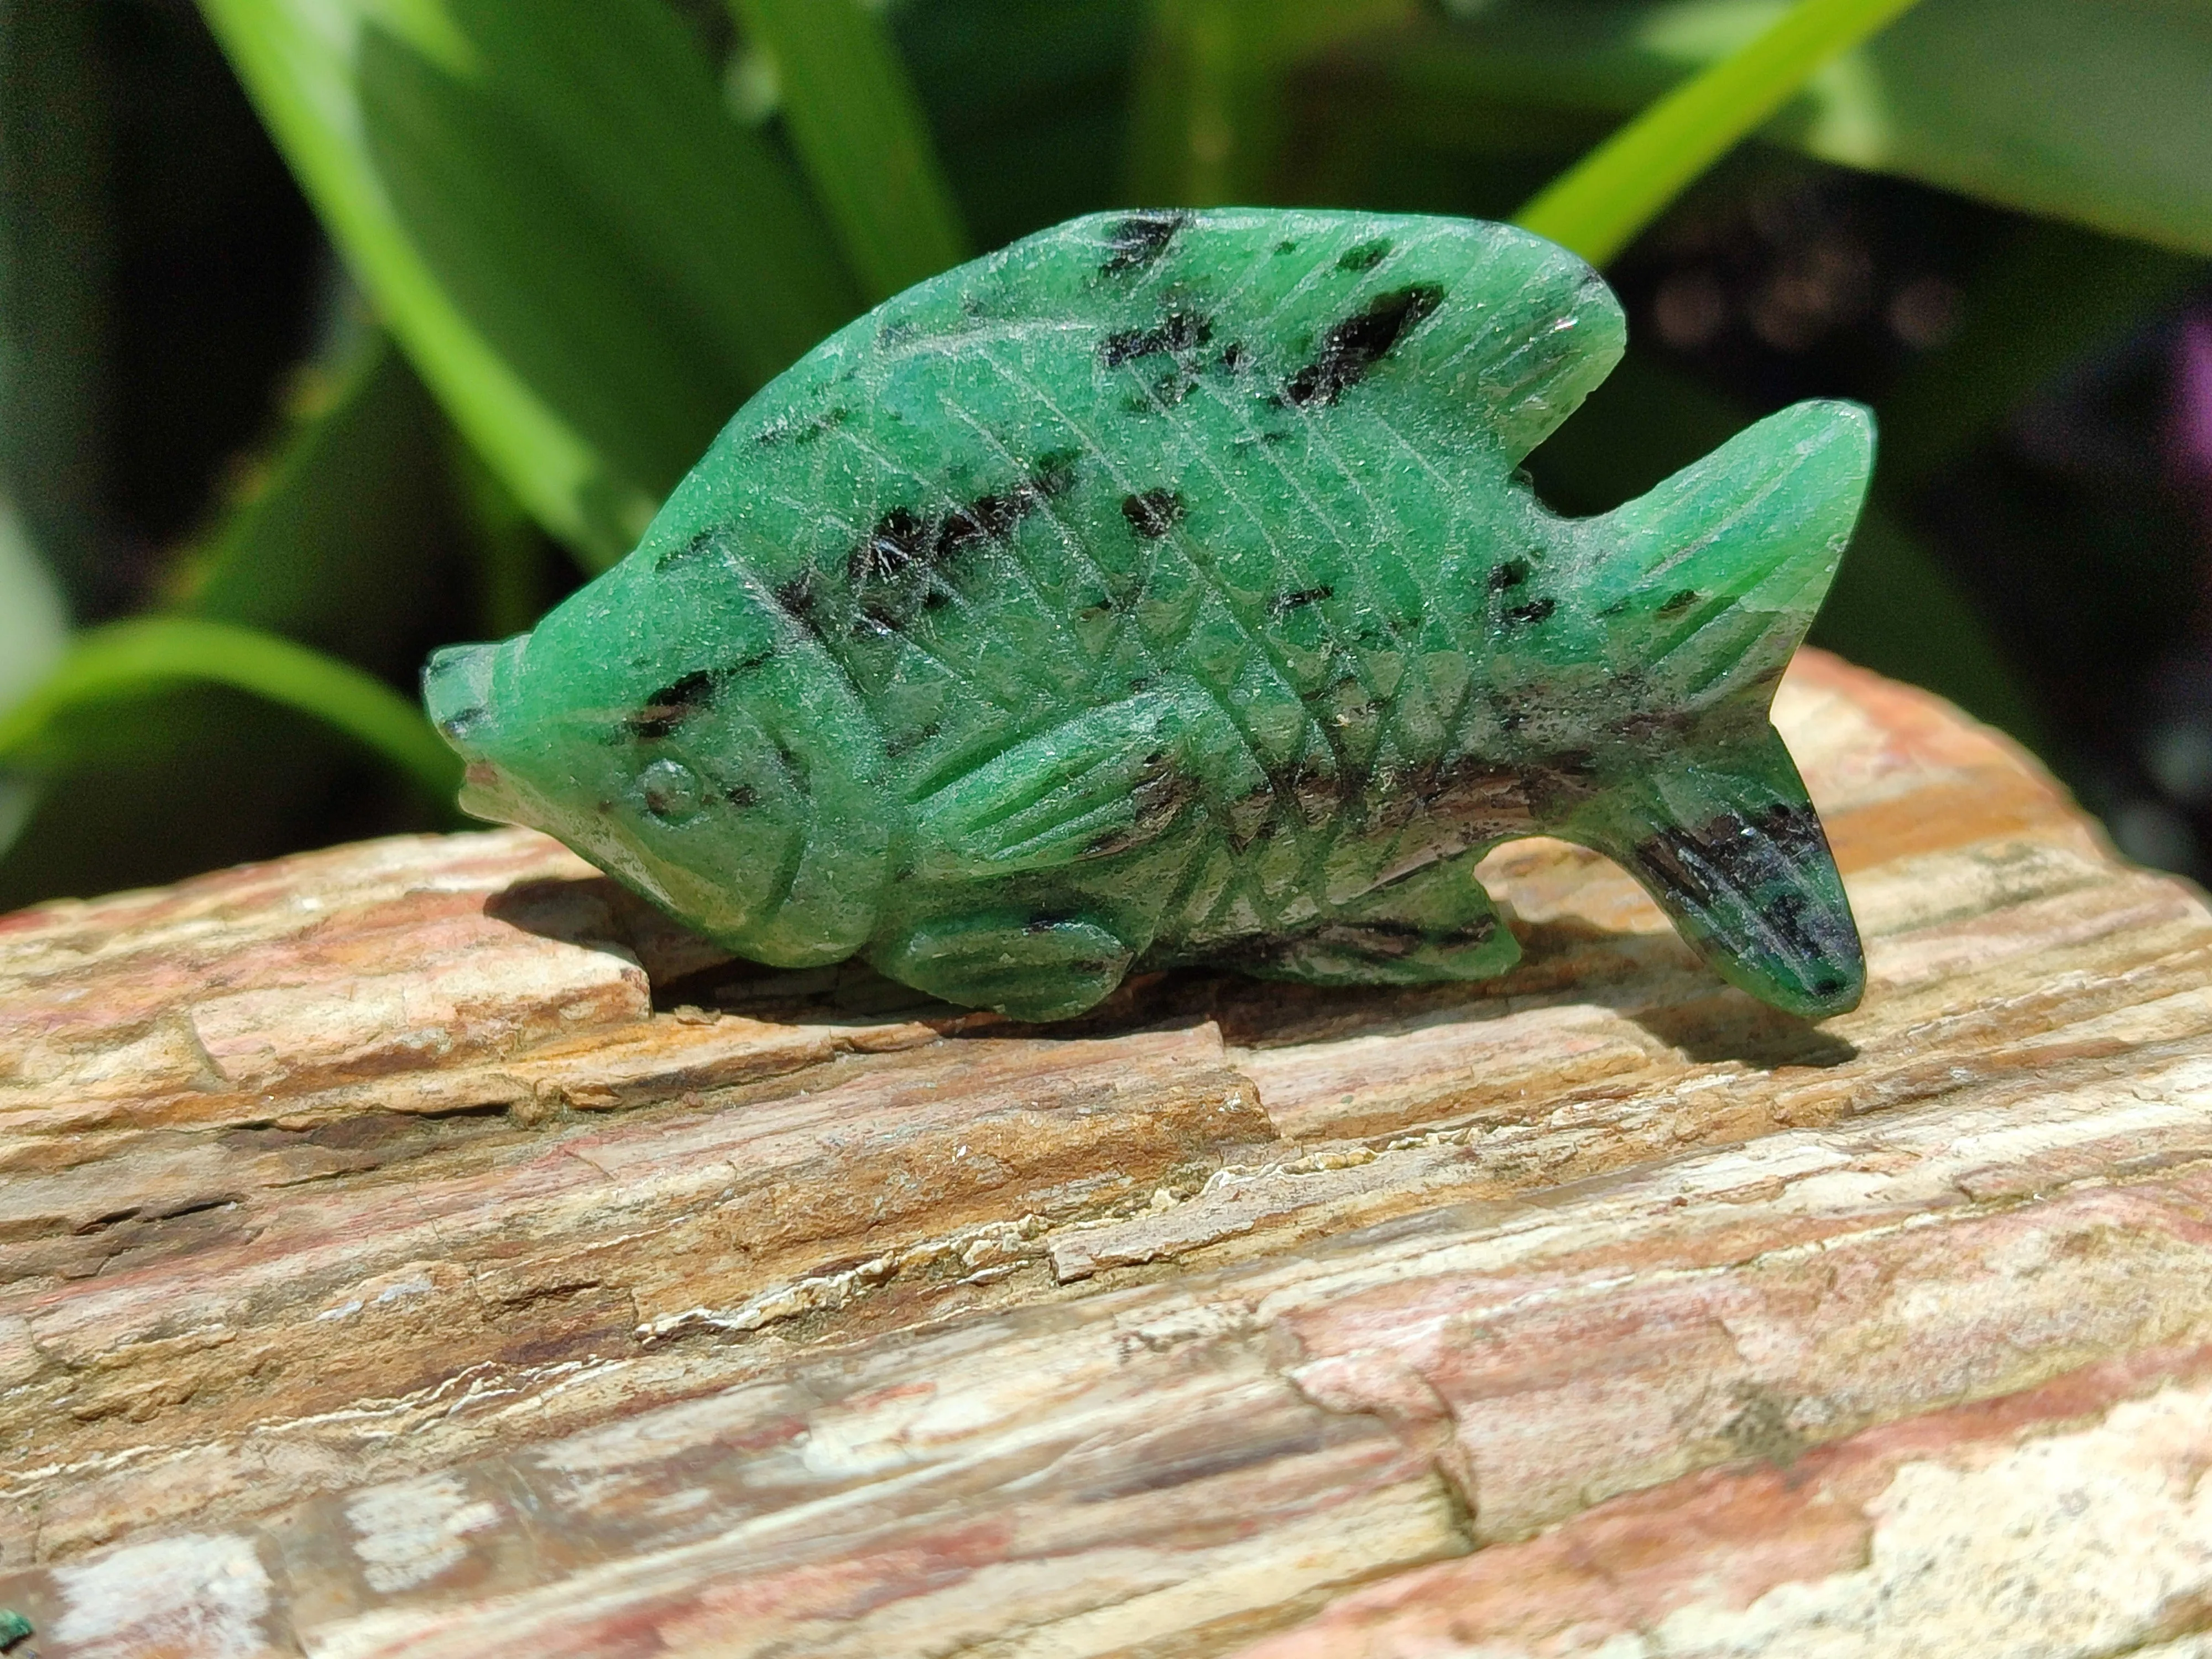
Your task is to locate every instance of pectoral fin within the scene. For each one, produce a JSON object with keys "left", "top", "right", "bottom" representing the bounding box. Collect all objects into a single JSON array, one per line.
[
  {"left": 913, "top": 680, "right": 1259, "bottom": 879},
  {"left": 1571, "top": 726, "right": 1863, "bottom": 1019}
]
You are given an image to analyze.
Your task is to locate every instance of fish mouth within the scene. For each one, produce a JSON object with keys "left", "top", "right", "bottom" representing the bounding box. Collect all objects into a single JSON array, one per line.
[
  {"left": 425, "top": 638, "right": 546, "bottom": 829},
  {"left": 422, "top": 638, "right": 524, "bottom": 759},
  {"left": 456, "top": 760, "right": 538, "bottom": 828}
]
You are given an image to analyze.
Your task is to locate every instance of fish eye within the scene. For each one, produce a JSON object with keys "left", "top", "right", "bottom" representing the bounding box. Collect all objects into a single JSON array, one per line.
[{"left": 638, "top": 758, "right": 702, "bottom": 823}]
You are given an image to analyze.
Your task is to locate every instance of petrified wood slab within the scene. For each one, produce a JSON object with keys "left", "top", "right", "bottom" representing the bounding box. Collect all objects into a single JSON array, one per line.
[{"left": 3, "top": 650, "right": 2211, "bottom": 1657}]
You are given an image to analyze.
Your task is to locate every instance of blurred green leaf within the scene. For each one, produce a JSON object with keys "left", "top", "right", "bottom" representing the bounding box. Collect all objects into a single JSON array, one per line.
[
  {"left": 447, "top": 437, "right": 551, "bottom": 639},
  {"left": 1515, "top": 0, "right": 1926, "bottom": 265},
  {"left": 893, "top": 0, "right": 1144, "bottom": 248},
  {"left": 1125, "top": 0, "right": 1412, "bottom": 205},
  {"left": 1878, "top": 220, "right": 2204, "bottom": 489},
  {"left": 0, "top": 617, "right": 458, "bottom": 799},
  {"left": 0, "top": 492, "right": 69, "bottom": 856},
  {"left": 0, "top": 495, "right": 67, "bottom": 721},
  {"left": 196, "top": 0, "right": 860, "bottom": 566},
  {"left": 0, "top": 0, "right": 112, "bottom": 612},
  {"left": 733, "top": 0, "right": 969, "bottom": 301},
  {"left": 170, "top": 329, "right": 460, "bottom": 647},
  {"left": 1427, "top": 0, "right": 2212, "bottom": 258},
  {"left": 0, "top": 317, "right": 471, "bottom": 905}
]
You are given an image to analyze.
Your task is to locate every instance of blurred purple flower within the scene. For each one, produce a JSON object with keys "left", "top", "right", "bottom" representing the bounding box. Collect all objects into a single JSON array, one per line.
[{"left": 2176, "top": 313, "right": 2212, "bottom": 515}]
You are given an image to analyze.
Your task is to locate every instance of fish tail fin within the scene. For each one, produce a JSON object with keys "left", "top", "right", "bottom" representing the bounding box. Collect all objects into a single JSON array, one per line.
[
  {"left": 1587, "top": 399, "right": 1874, "bottom": 709},
  {"left": 1561, "top": 400, "right": 1873, "bottom": 1018},
  {"left": 1571, "top": 723, "right": 1865, "bottom": 1018}
]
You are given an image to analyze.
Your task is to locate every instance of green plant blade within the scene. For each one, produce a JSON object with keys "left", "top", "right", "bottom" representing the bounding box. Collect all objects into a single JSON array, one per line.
[
  {"left": 170, "top": 329, "right": 463, "bottom": 643},
  {"left": 447, "top": 437, "right": 551, "bottom": 640},
  {"left": 1427, "top": 0, "right": 2212, "bottom": 259},
  {"left": 1515, "top": 0, "right": 1926, "bottom": 265},
  {"left": 732, "top": 0, "right": 969, "bottom": 301},
  {"left": 196, "top": 0, "right": 859, "bottom": 566},
  {"left": 0, "top": 494, "right": 67, "bottom": 723},
  {"left": 0, "top": 618, "right": 459, "bottom": 800},
  {"left": 0, "top": 321, "right": 475, "bottom": 905},
  {"left": 0, "top": 0, "right": 111, "bottom": 612},
  {"left": 0, "top": 491, "right": 70, "bottom": 858},
  {"left": 1124, "top": 0, "right": 1413, "bottom": 206},
  {"left": 890, "top": 0, "right": 1146, "bottom": 251}
]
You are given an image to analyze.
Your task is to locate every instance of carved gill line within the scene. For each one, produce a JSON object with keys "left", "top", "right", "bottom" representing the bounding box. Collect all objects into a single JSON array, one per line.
[
  {"left": 1176, "top": 374, "right": 1389, "bottom": 721},
  {"left": 1175, "top": 380, "right": 1409, "bottom": 905},
  {"left": 953, "top": 355, "right": 1161, "bottom": 712},
  {"left": 1114, "top": 413, "right": 1374, "bottom": 925},
  {"left": 1116, "top": 368, "right": 1347, "bottom": 796}
]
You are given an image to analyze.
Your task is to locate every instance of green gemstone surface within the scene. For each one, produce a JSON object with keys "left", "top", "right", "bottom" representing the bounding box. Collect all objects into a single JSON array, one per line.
[{"left": 425, "top": 208, "right": 1872, "bottom": 1022}]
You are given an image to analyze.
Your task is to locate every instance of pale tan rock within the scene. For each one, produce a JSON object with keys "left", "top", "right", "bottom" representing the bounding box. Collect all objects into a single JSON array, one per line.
[{"left": 1, "top": 651, "right": 2210, "bottom": 1658}]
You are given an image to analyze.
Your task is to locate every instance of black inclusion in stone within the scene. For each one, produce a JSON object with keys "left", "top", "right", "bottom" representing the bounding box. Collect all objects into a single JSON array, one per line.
[
  {"left": 849, "top": 507, "right": 932, "bottom": 585},
  {"left": 939, "top": 465, "right": 1066, "bottom": 561},
  {"left": 1121, "top": 489, "right": 1186, "bottom": 538},
  {"left": 773, "top": 569, "right": 831, "bottom": 638},
  {"left": 1632, "top": 807, "right": 1853, "bottom": 973},
  {"left": 1274, "top": 585, "right": 1334, "bottom": 613},
  {"left": 1032, "top": 448, "right": 1081, "bottom": 497},
  {"left": 1284, "top": 284, "right": 1446, "bottom": 408},
  {"left": 1752, "top": 801, "right": 1831, "bottom": 864},
  {"left": 935, "top": 486, "right": 1030, "bottom": 561},
  {"left": 752, "top": 406, "right": 851, "bottom": 448},
  {"left": 656, "top": 529, "right": 713, "bottom": 571},
  {"left": 850, "top": 466, "right": 1066, "bottom": 608},
  {"left": 1100, "top": 308, "right": 1213, "bottom": 369},
  {"left": 883, "top": 723, "right": 935, "bottom": 760},
  {"left": 1488, "top": 558, "right": 1531, "bottom": 593},
  {"left": 1659, "top": 587, "right": 1701, "bottom": 615},
  {"left": 435, "top": 703, "right": 486, "bottom": 739},
  {"left": 774, "top": 742, "right": 810, "bottom": 797},
  {"left": 627, "top": 669, "right": 721, "bottom": 740},
  {"left": 1101, "top": 211, "right": 1188, "bottom": 277},
  {"left": 1761, "top": 890, "right": 1827, "bottom": 963},
  {"left": 1503, "top": 597, "right": 1556, "bottom": 626},
  {"left": 1632, "top": 829, "right": 1713, "bottom": 908},
  {"left": 1336, "top": 239, "right": 1391, "bottom": 272}
]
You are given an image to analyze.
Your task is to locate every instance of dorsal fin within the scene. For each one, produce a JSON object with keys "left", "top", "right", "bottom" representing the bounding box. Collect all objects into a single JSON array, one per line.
[
  {"left": 1079, "top": 211, "right": 1627, "bottom": 462},
  {"left": 868, "top": 209, "right": 1629, "bottom": 465}
]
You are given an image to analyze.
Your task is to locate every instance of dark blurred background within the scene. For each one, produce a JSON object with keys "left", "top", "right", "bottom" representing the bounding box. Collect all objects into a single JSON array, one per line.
[{"left": 3, "top": 0, "right": 2208, "bottom": 910}]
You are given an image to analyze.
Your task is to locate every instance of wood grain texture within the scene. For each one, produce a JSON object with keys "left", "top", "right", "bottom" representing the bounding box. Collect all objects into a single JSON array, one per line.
[{"left": 3, "top": 649, "right": 2211, "bottom": 1657}]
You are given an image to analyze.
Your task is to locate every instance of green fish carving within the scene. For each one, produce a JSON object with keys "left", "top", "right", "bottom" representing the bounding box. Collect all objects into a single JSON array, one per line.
[{"left": 425, "top": 208, "right": 1871, "bottom": 1022}]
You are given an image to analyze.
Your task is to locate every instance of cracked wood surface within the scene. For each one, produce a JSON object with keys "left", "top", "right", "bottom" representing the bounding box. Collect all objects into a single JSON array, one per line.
[{"left": 3, "top": 650, "right": 2212, "bottom": 1657}]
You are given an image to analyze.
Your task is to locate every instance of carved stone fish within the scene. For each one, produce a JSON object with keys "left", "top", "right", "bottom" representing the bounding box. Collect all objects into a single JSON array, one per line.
[{"left": 424, "top": 208, "right": 1871, "bottom": 1022}]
